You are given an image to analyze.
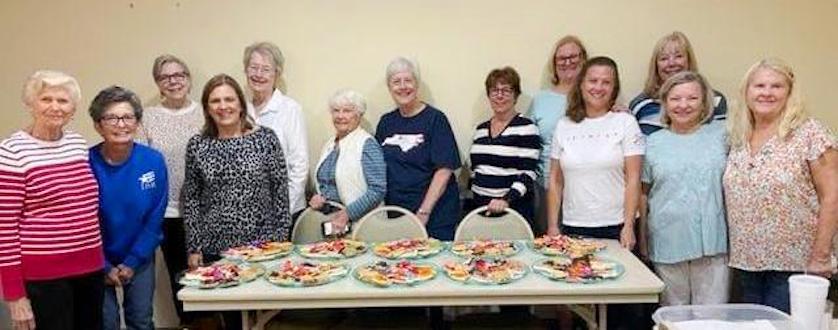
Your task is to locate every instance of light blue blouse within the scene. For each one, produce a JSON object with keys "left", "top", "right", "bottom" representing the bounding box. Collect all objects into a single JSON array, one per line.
[
  {"left": 527, "top": 89, "right": 567, "bottom": 187},
  {"left": 642, "top": 121, "right": 728, "bottom": 264}
]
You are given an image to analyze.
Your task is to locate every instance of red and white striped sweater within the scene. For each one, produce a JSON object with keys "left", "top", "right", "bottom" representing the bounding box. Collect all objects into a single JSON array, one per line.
[{"left": 0, "top": 131, "right": 104, "bottom": 300}]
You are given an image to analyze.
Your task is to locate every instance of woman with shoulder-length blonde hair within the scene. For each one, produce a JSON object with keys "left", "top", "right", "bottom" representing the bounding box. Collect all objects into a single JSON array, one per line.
[
  {"left": 630, "top": 31, "right": 728, "bottom": 135},
  {"left": 724, "top": 58, "right": 837, "bottom": 313},
  {"left": 527, "top": 35, "right": 588, "bottom": 235},
  {"left": 640, "top": 71, "right": 730, "bottom": 306}
]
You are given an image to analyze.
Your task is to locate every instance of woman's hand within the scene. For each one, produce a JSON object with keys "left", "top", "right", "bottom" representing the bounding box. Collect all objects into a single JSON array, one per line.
[
  {"left": 188, "top": 252, "right": 203, "bottom": 270},
  {"left": 308, "top": 194, "right": 326, "bottom": 210},
  {"left": 806, "top": 255, "right": 834, "bottom": 278},
  {"left": 487, "top": 199, "right": 509, "bottom": 214},
  {"left": 105, "top": 267, "right": 122, "bottom": 286},
  {"left": 546, "top": 225, "right": 561, "bottom": 237},
  {"left": 8, "top": 297, "right": 35, "bottom": 330},
  {"left": 611, "top": 103, "right": 630, "bottom": 113},
  {"left": 620, "top": 225, "right": 636, "bottom": 250},
  {"left": 117, "top": 264, "right": 135, "bottom": 283},
  {"left": 330, "top": 210, "right": 350, "bottom": 234}
]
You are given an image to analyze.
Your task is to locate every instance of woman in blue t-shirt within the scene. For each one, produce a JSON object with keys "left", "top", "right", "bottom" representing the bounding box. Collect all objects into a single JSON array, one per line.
[
  {"left": 375, "top": 57, "right": 462, "bottom": 240},
  {"left": 639, "top": 71, "right": 729, "bottom": 306}
]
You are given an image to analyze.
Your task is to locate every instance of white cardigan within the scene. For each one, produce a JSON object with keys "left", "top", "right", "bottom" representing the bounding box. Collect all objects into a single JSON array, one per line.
[{"left": 314, "top": 127, "right": 376, "bottom": 207}]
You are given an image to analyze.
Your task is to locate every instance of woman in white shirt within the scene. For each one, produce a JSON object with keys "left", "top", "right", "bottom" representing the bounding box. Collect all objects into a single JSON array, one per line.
[
  {"left": 545, "top": 56, "right": 645, "bottom": 249},
  {"left": 243, "top": 41, "right": 309, "bottom": 217}
]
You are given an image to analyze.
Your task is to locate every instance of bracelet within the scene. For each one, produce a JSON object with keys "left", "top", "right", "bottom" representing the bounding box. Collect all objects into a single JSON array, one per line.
[{"left": 417, "top": 208, "right": 431, "bottom": 215}]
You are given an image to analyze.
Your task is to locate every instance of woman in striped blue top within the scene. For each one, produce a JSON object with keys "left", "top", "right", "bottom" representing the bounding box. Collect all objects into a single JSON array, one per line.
[
  {"left": 468, "top": 67, "right": 541, "bottom": 223},
  {"left": 309, "top": 89, "right": 387, "bottom": 233}
]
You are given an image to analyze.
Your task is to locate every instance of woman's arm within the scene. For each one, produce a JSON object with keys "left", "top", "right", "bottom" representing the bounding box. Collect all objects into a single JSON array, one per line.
[
  {"left": 621, "top": 155, "right": 643, "bottom": 250},
  {"left": 638, "top": 183, "right": 651, "bottom": 260},
  {"left": 807, "top": 148, "right": 838, "bottom": 277},
  {"left": 417, "top": 168, "right": 453, "bottom": 225},
  {"left": 343, "top": 139, "right": 386, "bottom": 221},
  {"left": 181, "top": 138, "right": 204, "bottom": 267},
  {"left": 267, "top": 134, "right": 292, "bottom": 241},
  {"left": 546, "top": 159, "right": 564, "bottom": 236}
]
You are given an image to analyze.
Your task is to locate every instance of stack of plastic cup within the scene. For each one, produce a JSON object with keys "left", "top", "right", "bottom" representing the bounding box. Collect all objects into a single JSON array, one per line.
[{"left": 788, "top": 274, "right": 830, "bottom": 330}]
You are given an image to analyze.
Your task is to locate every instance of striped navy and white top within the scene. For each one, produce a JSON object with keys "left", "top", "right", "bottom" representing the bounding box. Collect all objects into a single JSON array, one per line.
[
  {"left": 629, "top": 90, "right": 728, "bottom": 136},
  {"left": 469, "top": 114, "right": 541, "bottom": 202}
]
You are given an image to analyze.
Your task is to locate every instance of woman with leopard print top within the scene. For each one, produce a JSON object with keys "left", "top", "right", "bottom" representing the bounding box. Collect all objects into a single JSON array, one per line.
[{"left": 183, "top": 74, "right": 291, "bottom": 268}]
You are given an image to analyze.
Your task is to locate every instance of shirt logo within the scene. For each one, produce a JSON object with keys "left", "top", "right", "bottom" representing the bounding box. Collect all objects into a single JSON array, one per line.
[
  {"left": 139, "top": 171, "right": 156, "bottom": 190},
  {"left": 382, "top": 134, "right": 425, "bottom": 152}
]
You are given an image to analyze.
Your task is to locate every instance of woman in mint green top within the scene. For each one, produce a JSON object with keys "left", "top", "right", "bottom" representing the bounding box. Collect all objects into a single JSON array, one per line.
[{"left": 640, "top": 71, "right": 729, "bottom": 306}]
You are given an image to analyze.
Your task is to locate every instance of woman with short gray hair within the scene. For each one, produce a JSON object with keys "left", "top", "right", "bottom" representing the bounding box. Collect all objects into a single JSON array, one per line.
[
  {"left": 244, "top": 41, "right": 309, "bottom": 218},
  {"left": 309, "top": 89, "right": 386, "bottom": 233},
  {"left": 0, "top": 70, "right": 105, "bottom": 330},
  {"left": 141, "top": 54, "right": 203, "bottom": 327},
  {"left": 375, "top": 57, "right": 462, "bottom": 240},
  {"left": 88, "top": 86, "right": 168, "bottom": 330}
]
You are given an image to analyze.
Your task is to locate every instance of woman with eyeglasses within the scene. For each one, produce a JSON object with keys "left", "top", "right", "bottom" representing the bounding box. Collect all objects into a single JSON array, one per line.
[
  {"left": 243, "top": 41, "right": 308, "bottom": 219},
  {"left": 140, "top": 54, "right": 204, "bottom": 326},
  {"left": 468, "top": 67, "right": 540, "bottom": 223},
  {"left": 88, "top": 86, "right": 168, "bottom": 330},
  {"left": 527, "top": 35, "right": 588, "bottom": 235},
  {"left": 0, "top": 70, "right": 105, "bottom": 330}
]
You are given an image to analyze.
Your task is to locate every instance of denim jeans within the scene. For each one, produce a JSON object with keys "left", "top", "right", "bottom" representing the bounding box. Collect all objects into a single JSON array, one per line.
[
  {"left": 737, "top": 269, "right": 796, "bottom": 313},
  {"left": 103, "top": 261, "right": 155, "bottom": 330}
]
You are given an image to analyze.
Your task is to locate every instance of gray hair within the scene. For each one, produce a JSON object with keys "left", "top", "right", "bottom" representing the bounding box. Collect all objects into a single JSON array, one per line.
[
  {"left": 22, "top": 70, "right": 81, "bottom": 107},
  {"left": 329, "top": 89, "right": 367, "bottom": 115},
  {"left": 243, "top": 41, "right": 285, "bottom": 76},
  {"left": 385, "top": 57, "right": 420, "bottom": 83},
  {"left": 152, "top": 54, "right": 191, "bottom": 82},
  {"left": 88, "top": 86, "right": 143, "bottom": 122}
]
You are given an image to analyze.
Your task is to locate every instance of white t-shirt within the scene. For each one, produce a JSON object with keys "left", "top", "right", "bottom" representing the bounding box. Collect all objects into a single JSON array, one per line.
[{"left": 550, "top": 112, "right": 645, "bottom": 227}]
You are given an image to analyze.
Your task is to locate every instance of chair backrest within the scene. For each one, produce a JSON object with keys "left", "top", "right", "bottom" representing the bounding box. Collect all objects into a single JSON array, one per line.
[
  {"left": 454, "top": 206, "right": 534, "bottom": 241},
  {"left": 351, "top": 206, "right": 428, "bottom": 243},
  {"left": 290, "top": 201, "right": 345, "bottom": 244}
]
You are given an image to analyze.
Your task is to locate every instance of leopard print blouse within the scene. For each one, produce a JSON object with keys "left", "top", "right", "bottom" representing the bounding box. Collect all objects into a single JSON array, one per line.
[{"left": 183, "top": 126, "right": 291, "bottom": 255}]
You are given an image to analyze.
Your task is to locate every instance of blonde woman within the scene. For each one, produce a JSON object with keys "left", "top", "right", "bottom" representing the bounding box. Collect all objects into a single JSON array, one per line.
[
  {"left": 641, "top": 71, "right": 729, "bottom": 306},
  {"left": 630, "top": 31, "right": 727, "bottom": 135},
  {"left": 724, "top": 58, "right": 837, "bottom": 313}
]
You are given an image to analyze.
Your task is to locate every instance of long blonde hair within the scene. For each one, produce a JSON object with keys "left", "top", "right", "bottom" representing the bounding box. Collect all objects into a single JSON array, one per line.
[{"left": 728, "top": 58, "right": 806, "bottom": 148}]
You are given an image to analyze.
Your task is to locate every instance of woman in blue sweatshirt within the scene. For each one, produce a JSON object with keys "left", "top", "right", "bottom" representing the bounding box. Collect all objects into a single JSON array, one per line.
[{"left": 88, "top": 86, "right": 168, "bottom": 330}]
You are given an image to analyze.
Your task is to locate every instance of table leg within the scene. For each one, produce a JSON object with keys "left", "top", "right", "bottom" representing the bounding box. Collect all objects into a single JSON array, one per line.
[
  {"left": 241, "top": 310, "right": 251, "bottom": 329},
  {"left": 597, "top": 304, "right": 607, "bottom": 330},
  {"left": 255, "top": 310, "right": 281, "bottom": 329}
]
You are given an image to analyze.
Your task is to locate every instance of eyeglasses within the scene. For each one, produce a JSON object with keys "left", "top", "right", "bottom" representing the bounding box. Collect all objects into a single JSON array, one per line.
[
  {"left": 489, "top": 87, "right": 515, "bottom": 97},
  {"left": 247, "top": 65, "right": 276, "bottom": 75},
  {"left": 100, "top": 115, "right": 137, "bottom": 126},
  {"left": 556, "top": 53, "right": 582, "bottom": 64},
  {"left": 157, "top": 72, "right": 188, "bottom": 83}
]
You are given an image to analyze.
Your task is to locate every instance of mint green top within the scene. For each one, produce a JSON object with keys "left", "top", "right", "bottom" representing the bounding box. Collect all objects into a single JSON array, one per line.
[{"left": 642, "top": 121, "right": 728, "bottom": 264}]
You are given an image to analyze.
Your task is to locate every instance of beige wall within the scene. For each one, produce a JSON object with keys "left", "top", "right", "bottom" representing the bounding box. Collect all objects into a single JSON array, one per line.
[
  {"left": 1, "top": 1, "right": 836, "bottom": 327},
  {"left": 1, "top": 0, "right": 836, "bottom": 150}
]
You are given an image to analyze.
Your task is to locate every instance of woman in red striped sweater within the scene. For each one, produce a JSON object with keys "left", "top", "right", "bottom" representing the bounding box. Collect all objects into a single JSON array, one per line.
[{"left": 0, "top": 70, "right": 105, "bottom": 330}]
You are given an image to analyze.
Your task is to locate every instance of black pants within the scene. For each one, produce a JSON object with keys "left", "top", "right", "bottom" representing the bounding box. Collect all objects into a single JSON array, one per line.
[
  {"left": 25, "top": 270, "right": 104, "bottom": 330},
  {"left": 161, "top": 217, "right": 191, "bottom": 323}
]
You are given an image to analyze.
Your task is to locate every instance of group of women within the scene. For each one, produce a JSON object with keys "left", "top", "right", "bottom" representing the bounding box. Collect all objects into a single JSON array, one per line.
[{"left": 0, "top": 31, "right": 835, "bottom": 330}]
